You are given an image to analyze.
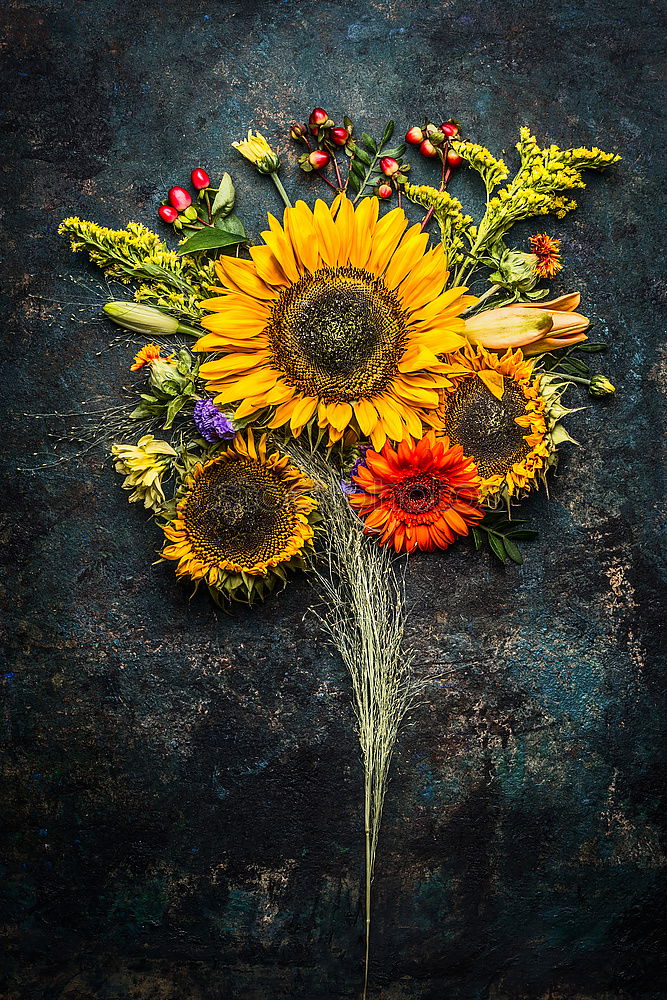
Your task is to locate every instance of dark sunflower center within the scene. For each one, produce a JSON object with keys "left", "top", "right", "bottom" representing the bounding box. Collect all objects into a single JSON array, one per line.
[
  {"left": 182, "top": 457, "right": 298, "bottom": 569},
  {"left": 442, "top": 376, "right": 530, "bottom": 478},
  {"left": 393, "top": 474, "right": 447, "bottom": 515},
  {"left": 266, "top": 266, "right": 409, "bottom": 403}
]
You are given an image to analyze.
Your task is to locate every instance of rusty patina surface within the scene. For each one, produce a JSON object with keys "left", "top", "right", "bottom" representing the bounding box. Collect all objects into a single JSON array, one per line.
[{"left": 1, "top": 1, "right": 664, "bottom": 997}]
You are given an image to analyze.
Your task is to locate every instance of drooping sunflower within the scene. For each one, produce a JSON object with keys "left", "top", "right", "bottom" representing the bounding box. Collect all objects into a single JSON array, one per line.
[
  {"left": 438, "top": 343, "right": 549, "bottom": 498},
  {"left": 196, "top": 195, "right": 474, "bottom": 451},
  {"left": 161, "top": 431, "right": 318, "bottom": 603},
  {"left": 348, "top": 430, "right": 483, "bottom": 553}
]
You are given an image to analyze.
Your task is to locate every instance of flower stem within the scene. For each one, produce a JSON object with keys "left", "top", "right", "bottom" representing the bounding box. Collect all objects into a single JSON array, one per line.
[
  {"left": 270, "top": 172, "right": 293, "bottom": 208},
  {"left": 331, "top": 154, "right": 344, "bottom": 191},
  {"left": 420, "top": 143, "right": 451, "bottom": 232},
  {"left": 318, "top": 170, "right": 340, "bottom": 192},
  {"left": 363, "top": 775, "right": 372, "bottom": 1000},
  {"left": 461, "top": 283, "right": 502, "bottom": 315}
]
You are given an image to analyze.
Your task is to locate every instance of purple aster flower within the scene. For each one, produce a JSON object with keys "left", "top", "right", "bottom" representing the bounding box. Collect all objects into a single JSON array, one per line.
[
  {"left": 340, "top": 446, "right": 370, "bottom": 496},
  {"left": 193, "top": 399, "right": 236, "bottom": 443}
]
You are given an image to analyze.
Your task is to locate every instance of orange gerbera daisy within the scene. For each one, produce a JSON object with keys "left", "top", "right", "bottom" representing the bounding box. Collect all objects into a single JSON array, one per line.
[
  {"left": 195, "top": 194, "right": 475, "bottom": 451},
  {"left": 348, "top": 430, "right": 483, "bottom": 553},
  {"left": 130, "top": 343, "right": 174, "bottom": 371},
  {"left": 529, "top": 234, "right": 562, "bottom": 279}
]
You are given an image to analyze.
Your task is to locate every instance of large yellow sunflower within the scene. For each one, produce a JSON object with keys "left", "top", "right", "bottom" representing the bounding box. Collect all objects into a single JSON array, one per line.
[
  {"left": 438, "top": 344, "right": 549, "bottom": 498},
  {"left": 195, "top": 195, "right": 474, "bottom": 451},
  {"left": 161, "top": 431, "right": 318, "bottom": 603}
]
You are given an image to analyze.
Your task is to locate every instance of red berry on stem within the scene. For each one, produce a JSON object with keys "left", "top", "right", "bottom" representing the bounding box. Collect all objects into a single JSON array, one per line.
[
  {"left": 309, "top": 107, "right": 329, "bottom": 128},
  {"left": 440, "top": 121, "right": 459, "bottom": 138},
  {"left": 330, "top": 126, "right": 349, "bottom": 146},
  {"left": 309, "top": 149, "right": 330, "bottom": 169},
  {"left": 168, "top": 186, "right": 192, "bottom": 210},
  {"left": 158, "top": 205, "right": 179, "bottom": 223},
  {"left": 419, "top": 139, "right": 438, "bottom": 158},
  {"left": 446, "top": 150, "right": 463, "bottom": 167},
  {"left": 190, "top": 168, "right": 210, "bottom": 190},
  {"left": 377, "top": 183, "right": 393, "bottom": 200},
  {"left": 380, "top": 156, "right": 400, "bottom": 177},
  {"left": 405, "top": 126, "right": 424, "bottom": 145}
]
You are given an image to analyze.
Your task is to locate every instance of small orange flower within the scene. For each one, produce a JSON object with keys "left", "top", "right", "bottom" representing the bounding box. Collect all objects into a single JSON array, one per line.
[
  {"left": 348, "top": 430, "right": 483, "bottom": 554},
  {"left": 529, "top": 234, "right": 562, "bottom": 279},
  {"left": 130, "top": 343, "right": 174, "bottom": 371}
]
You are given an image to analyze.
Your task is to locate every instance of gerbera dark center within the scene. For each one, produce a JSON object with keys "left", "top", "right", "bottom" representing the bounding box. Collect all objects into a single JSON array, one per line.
[
  {"left": 393, "top": 474, "right": 447, "bottom": 515},
  {"left": 266, "top": 266, "right": 409, "bottom": 402},
  {"left": 442, "top": 376, "right": 530, "bottom": 478},
  {"left": 182, "top": 457, "right": 297, "bottom": 568}
]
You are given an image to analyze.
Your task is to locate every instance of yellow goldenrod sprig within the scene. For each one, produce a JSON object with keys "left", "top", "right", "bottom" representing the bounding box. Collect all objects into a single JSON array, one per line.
[
  {"left": 452, "top": 128, "right": 620, "bottom": 285},
  {"left": 58, "top": 218, "right": 215, "bottom": 320},
  {"left": 449, "top": 139, "right": 510, "bottom": 195},
  {"left": 403, "top": 182, "right": 473, "bottom": 266}
]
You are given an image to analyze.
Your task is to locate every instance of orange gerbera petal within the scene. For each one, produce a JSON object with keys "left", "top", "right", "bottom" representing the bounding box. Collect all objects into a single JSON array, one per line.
[{"left": 351, "top": 429, "right": 482, "bottom": 554}]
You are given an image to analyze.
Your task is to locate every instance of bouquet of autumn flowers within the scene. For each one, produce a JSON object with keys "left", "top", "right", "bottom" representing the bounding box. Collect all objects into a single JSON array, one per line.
[{"left": 58, "top": 108, "right": 619, "bottom": 997}]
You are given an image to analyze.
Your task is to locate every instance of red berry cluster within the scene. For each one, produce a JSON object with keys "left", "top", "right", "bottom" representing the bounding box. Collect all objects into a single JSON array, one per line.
[
  {"left": 291, "top": 108, "right": 352, "bottom": 179},
  {"left": 158, "top": 169, "right": 214, "bottom": 230},
  {"left": 375, "top": 155, "right": 410, "bottom": 200},
  {"left": 405, "top": 120, "right": 462, "bottom": 167}
]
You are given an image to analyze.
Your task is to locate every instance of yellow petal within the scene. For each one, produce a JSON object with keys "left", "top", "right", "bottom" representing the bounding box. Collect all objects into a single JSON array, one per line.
[{"left": 477, "top": 369, "right": 505, "bottom": 399}]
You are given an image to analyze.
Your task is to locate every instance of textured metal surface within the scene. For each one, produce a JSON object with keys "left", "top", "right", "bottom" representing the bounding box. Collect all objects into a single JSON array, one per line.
[{"left": 1, "top": 1, "right": 665, "bottom": 997}]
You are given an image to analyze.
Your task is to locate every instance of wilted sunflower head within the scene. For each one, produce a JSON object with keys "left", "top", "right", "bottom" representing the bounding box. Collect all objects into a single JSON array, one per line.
[
  {"left": 439, "top": 344, "right": 549, "bottom": 498},
  {"left": 195, "top": 194, "right": 475, "bottom": 451},
  {"left": 161, "top": 431, "right": 318, "bottom": 604}
]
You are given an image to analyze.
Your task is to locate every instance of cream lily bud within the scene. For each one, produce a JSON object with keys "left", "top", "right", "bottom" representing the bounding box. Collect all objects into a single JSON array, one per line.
[
  {"left": 464, "top": 307, "right": 552, "bottom": 350},
  {"left": 464, "top": 293, "right": 590, "bottom": 353},
  {"left": 588, "top": 375, "right": 616, "bottom": 397},
  {"left": 104, "top": 302, "right": 200, "bottom": 338}
]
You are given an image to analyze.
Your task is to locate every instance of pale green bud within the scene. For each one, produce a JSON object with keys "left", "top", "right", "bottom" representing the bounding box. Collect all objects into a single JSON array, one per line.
[
  {"left": 104, "top": 302, "right": 200, "bottom": 338},
  {"left": 588, "top": 375, "right": 615, "bottom": 397},
  {"left": 488, "top": 244, "right": 539, "bottom": 293}
]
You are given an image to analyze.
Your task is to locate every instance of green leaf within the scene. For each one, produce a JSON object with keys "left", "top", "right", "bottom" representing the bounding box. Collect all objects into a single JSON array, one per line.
[
  {"left": 506, "top": 528, "right": 539, "bottom": 540},
  {"left": 488, "top": 533, "right": 507, "bottom": 562},
  {"left": 471, "top": 526, "right": 483, "bottom": 550},
  {"left": 503, "top": 537, "right": 524, "bottom": 564},
  {"left": 347, "top": 172, "right": 361, "bottom": 194},
  {"left": 361, "top": 132, "right": 378, "bottom": 153},
  {"left": 350, "top": 159, "right": 367, "bottom": 178},
  {"left": 577, "top": 342, "right": 608, "bottom": 353},
  {"left": 130, "top": 403, "right": 159, "bottom": 420},
  {"left": 381, "top": 120, "right": 395, "bottom": 145},
  {"left": 564, "top": 357, "right": 590, "bottom": 375},
  {"left": 164, "top": 395, "right": 186, "bottom": 429},
  {"left": 215, "top": 212, "right": 245, "bottom": 236},
  {"left": 177, "top": 227, "right": 245, "bottom": 255},
  {"left": 210, "top": 172, "right": 235, "bottom": 219},
  {"left": 354, "top": 146, "right": 373, "bottom": 166}
]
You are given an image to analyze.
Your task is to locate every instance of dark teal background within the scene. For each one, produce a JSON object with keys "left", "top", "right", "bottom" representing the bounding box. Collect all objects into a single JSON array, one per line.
[{"left": 1, "top": 1, "right": 665, "bottom": 998}]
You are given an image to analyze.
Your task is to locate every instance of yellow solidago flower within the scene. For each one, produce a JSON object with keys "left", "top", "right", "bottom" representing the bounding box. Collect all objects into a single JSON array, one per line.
[
  {"left": 232, "top": 130, "right": 281, "bottom": 175},
  {"left": 438, "top": 344, "right": 549, "bottom": 498},
  {"left": 161, "top": 430, "right": 318, "bottom": 604},
  {"left": 196, "top": 194, "right": 473, "bottom": 451},
  {"left": 111, "top": 435, "right": 177, "bottom": 510}
]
